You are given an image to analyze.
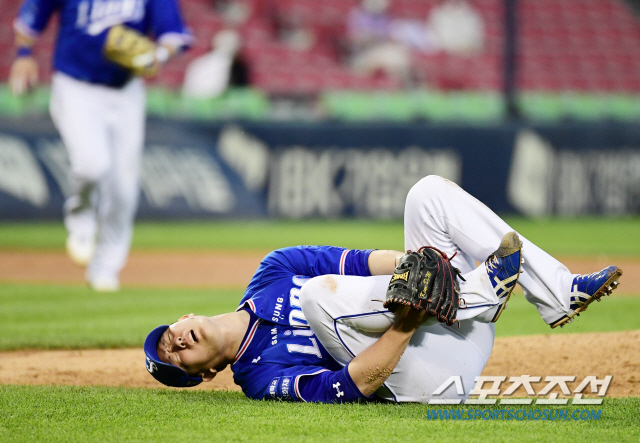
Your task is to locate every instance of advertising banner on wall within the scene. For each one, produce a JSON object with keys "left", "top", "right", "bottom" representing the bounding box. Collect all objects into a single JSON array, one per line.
[{"left": 0, "top": 118, "right": 639, "bottom": 220}]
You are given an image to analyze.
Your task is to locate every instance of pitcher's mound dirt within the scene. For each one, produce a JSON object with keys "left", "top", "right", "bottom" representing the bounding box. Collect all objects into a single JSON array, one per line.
[{"left": 1, "top": 330, "right": 638, "bottom": 397}]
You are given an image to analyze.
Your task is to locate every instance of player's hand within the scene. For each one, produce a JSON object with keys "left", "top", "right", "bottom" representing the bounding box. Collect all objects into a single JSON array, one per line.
[
  {"left": 9, "top": 56, "right": 39, "bottom": 96},
  {"left": 392, "top": 305, "right": 430, "bottom": 333}
]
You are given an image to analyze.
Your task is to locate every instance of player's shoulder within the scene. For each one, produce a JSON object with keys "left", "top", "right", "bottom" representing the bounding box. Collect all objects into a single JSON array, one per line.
[
  {"left": 263, "top": 245, "right": 342, "bottom": 263},
  {"left": 258, "top": 246, "right": 312, "bottom": 269}
]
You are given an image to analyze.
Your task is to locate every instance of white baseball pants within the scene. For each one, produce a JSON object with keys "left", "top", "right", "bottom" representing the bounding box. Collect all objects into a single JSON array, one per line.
[
  {"left": 50, "top": 72, "right": 146, "bottom": 284},
  {"left": 300, "top": 175, "right": 577, "bottom": 402}
]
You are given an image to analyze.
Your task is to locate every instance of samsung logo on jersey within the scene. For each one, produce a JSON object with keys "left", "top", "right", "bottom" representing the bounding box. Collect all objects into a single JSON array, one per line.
[
  {"left": 77, "top": 0, "right": 145, "bottom": 35},
  {"left": 271, "top": 297, "right": 285, "bottom": 323}
]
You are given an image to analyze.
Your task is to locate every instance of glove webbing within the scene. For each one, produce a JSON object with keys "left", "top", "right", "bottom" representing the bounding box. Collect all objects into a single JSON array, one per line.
[{"left": 417, "top": 246, "right": 464, "bottom": 326}]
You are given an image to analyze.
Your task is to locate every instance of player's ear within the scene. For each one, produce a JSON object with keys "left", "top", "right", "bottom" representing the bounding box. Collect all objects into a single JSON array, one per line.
[
  {"left": 177, "top": 313, "right": 195, "bottom": 322},
  {"left": 200, "top": 368, "right": 217, "bottom": 382}
]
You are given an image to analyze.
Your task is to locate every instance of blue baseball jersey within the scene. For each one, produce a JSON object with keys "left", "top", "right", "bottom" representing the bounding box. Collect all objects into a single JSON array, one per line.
[
  {"left": 15, "top": 0, "right": 192, "bottom": 87},
  {"left": 232, "top": 246, "right": 375, "bottom": 403}
]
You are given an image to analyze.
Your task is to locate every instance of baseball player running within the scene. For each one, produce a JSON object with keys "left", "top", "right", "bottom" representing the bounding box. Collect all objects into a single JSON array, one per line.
[
  {"left": 144, "top": 175, "right": 622, "bottom": 402},
  {"left": 10, "top": 0, "right": 192, "bottom": 291}
]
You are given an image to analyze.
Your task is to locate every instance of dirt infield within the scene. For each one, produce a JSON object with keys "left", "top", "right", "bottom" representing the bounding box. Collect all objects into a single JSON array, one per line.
[
  {"left": 0, "top": 250, "right": 269, "bottom": 288},
  {"left": 1, "top": 250, "right": 638, "bottom": 397},
  {"left": 2, "top": 250, "right": 639, "bottom": 290}
]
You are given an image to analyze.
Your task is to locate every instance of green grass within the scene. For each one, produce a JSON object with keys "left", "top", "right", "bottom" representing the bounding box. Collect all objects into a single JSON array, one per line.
[
  {"left": 1, "top": 217, "right": 640, "bottom": 256},
  {"left": 0, "top": 220, "right": 406, "bottom": 251},
  {"left": 0, "top": 284, "right": 243, "bottom": 350},
  {"left": 506, "top": 217, "right": 640, "bottom": 257},
  {"left": 495, "top": 293, "right": 640, "bottom": 336},
  {"left": 0, "top": 283, "right": 638, "bottom": 351},
  {"left": 1, "top": 386, "right": 638, "bottom": 442}
]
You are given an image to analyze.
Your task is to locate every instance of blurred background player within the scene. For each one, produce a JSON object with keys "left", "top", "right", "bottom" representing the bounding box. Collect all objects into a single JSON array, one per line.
[
  {"left": 182, "top": 28, "right": 249, "bottom": 99},
  {"left": 428, "top": 0, "right": 485, "bottom": 55},
  {"left": 346, "top": 0, "right": 413, "bottom": 85},
  {"left": 9, "top": 0, "right": 193, "bottom": 291}
]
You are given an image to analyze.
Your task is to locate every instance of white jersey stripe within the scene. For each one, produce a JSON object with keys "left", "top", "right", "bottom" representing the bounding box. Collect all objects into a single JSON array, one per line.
[
  {"left": 339, "top": 250, "right": 349, "bottom": 275},
  {"left": 235, "top": 299, "right": 257, "bottom": 313}
]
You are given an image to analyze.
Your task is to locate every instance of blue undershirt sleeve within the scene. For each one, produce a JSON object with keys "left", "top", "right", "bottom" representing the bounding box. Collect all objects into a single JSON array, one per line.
[
  {"left": 262, "top": 365, "right": 369, "bottom": 403},
  {"left": 296, "top": 365, "right": 370, "bottom": 403},
  {"left": 16, "top": 0, "right": 60, "bottom": 35},
  {"left": 147, "top": 0, "right": 192, "bottom": 45},
  {"left": 343, "top": 248, "right": 375, "bottom": 277}
]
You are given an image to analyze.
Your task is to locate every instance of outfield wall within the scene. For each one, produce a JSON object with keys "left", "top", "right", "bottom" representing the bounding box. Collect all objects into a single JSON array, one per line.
[{"left": 1, "top": 117, "right": 639, "bottom": 220}]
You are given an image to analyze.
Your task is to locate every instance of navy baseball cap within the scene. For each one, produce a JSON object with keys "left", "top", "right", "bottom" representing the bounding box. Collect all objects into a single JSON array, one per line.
[{"left": 144, "top": 325, "right": 203, "bottom": 388}]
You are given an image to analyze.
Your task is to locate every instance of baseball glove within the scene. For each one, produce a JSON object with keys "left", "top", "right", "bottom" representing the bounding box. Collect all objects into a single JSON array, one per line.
[
  {"left": 383, "top": 247, "right": 463, "bottom": 326},
  {"left": 103, "top": 25, "right": 158, "bottom": 77}
]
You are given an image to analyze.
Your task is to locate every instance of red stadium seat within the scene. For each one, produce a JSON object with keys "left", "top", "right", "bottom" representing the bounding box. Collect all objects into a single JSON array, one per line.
[{"left": 1, "top": 0, "right": 640, "bottom": 94}]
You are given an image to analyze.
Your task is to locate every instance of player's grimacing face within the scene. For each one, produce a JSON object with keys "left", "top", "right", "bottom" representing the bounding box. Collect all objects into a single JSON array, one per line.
[{"left": 157, "top": 314, "right": 219, "bottom": 376}]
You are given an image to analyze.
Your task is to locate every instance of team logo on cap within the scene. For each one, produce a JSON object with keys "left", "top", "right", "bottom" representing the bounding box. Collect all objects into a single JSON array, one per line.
[{"left": 146, "top": 357, "right": 158, "bottom": 374}]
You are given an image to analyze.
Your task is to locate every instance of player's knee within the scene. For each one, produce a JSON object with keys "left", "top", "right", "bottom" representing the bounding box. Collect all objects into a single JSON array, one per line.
[
  {"left": 72, "top": 163, "right": 109, "bottom": 183},
  {"left": 407, "top": 175, "right": 447, "bottom": 205},
  {"left": 112, "top": 185, "right": 139, "bottom": 212},
  {"left": 417, "top": 175, "right": 448, "bottom": 190},
  {"left": 299, "top": 276, "right": 333, "bottom": 314}
]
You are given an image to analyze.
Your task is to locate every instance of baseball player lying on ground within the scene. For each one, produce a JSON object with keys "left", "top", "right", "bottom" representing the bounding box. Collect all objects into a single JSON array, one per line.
[{"left": 144, "top": 175, "right": 623, "bottom": 403}]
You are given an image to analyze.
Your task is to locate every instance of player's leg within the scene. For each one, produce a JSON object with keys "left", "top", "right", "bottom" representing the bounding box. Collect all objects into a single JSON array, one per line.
[
  {"left": 86, "top": 79, "right": 146, "bottom": 290},
  {"left": 403, "top": 175, "right": 619, "bottom": 326},
  {"left": 300, "top": 274, "right": 492, "bottom": 402},
  {"left": 300, "top": 275, "right": 395, "bottom": 364},
  {"left": 50, "top": 73, "right": 111, "bottom": 267}
]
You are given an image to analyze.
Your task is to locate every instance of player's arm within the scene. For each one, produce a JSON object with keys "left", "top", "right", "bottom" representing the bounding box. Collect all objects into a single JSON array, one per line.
[
  {"left": 151, "top": 33, "right": 191, "bottom": 67},
  {"left": 257, "top": 306, "right": 427, "bottom": 402},
  {"left": 104, "top": 0, "right": 193, "bottom": 77},
  {"left": 148, "top": 0, "right": 194, "bottom": 63},
  {"left": 252, "top": 365, "right": 366, "bottom": 403},
  {"left": 10, "top": 0, "right": 57, "bottom": 96},
  {"left": 256, "top": 246, "right": 404, "bottom": 281},
  {"left": 347, "top": 306, "right": 427, "bottom": 397},
  {"left": 9, "top": 31, "right": 38, "bottom": 96},
  {"left": 243, "top": 247, "right": 403, "bottom": 307},
  {"left": 253, "top": 246, "right": 373, "bottom": 280},
  {"left": 367, "top": 250, "right": 405, "bottom": 276}
]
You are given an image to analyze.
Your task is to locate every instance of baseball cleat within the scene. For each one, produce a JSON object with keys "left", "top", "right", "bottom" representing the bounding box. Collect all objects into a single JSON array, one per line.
[
  {"left": 485, "top": 231, "right": 524, "bottom": 322},
  {"left": 551, "top": 266, "right": 623, "bottom": 329},
  {"left": 66, "top": 235, "right": 95, "bottom": 267}
]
